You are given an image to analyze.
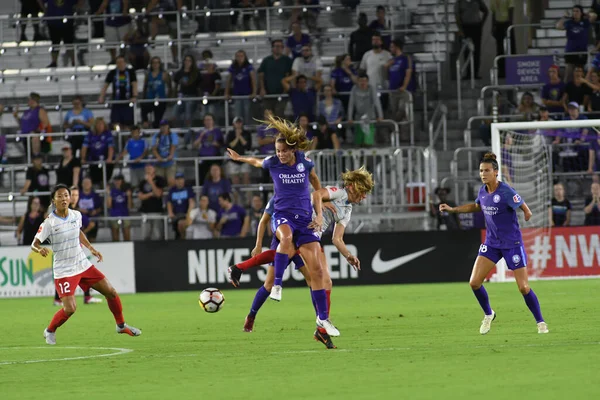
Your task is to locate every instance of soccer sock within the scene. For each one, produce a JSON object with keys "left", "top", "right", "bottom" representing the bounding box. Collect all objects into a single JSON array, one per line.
[
  {"left": 325, "top": 289, "right": 331, "bottom": 315},
  {"left": 523, "top": 289, "right": 544, "bottom": 323},
  {"left": 54, "top": 291, "right": 60, "bottom": 301},
  {"left": 273, "top": 252, "right": 289, "bottom": 287},
  {"left": 249, "top": 286, "right": 270, "bottom": 317},
  {"left": 473, "top": 286, "right": 493, "bottom": 315},
  {"left": 309, "top": 287, "right": 318, "bottom": 317},
  {"left": 290, "top": 253, "right": 304, "bottom": 269},
  {"left": 107, "top": 296, "right": 125, "bottom": 326},
  {"left": 84, "top": 289, "right": 91, "bottom": 299},
  {"left": 237, "top": 250, "right": 276, "bottom": 271},
  {"left": 48, "top": 309, "right": 71, "bottom": 332},
  {"left": 312, "top": 289, "right": 328, "bottom": 320}
]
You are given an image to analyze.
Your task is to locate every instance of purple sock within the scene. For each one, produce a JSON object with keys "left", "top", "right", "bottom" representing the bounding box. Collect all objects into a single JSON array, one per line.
[
  {"left": 290, "top": 253, "right": 304, "bottom": 269},
  {"left": 312, "top": 289, "right": 328, "bottom": 320},
  {"left": 473, "top": 286, "right": 493, "bottom": 315},
  {"left": 273, "top": 252, "right": 289, "bottom": 286},
  {"left": 249, "top": 286, "right": 270, "bottom": 317},
  {"left": 309, "top": 288, "right": 318, "bottom": 317},
  {"left": 523, "top": 289, "right": 544, "bottom": 323}
]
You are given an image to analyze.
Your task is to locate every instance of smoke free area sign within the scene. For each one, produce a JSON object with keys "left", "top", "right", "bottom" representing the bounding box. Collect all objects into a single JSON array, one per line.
[{"left": 505, "top": 55, "right": 554, "bottom": 85}]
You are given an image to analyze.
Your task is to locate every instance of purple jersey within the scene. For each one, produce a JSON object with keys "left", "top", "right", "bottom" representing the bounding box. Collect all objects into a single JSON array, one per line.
[
  {"left": 78, "top": 191, "right": 102, "bottom": 213},
  {"left": 476, "top": 181, "right": 524, "bottom": 249},
  {"left": 263, "top": 151, "right": 314, "bottom": 217},
  {"left": 20, "top": 106, "right": 41, "bottom": 134},
  {"left": 168, "top": 186, "right": 194, "bottom": 214},
  {"left": 541, "top": 82, "right": 566, "bottom": 113},
  {"left": 256, "top": 125, "right": 277, "bottom": 154},
  {"left": 110, "top": 186, "right": 130, "bottom": 217},
  {"left": 564, "top": 19, "right": 591, "bottom": 52},
  {"left": 286, "top": 33, "right": 311, "bottom": 59},
  {"left": 218, "top": 204, "right": 246, "bottom": 237},
  {"left": 83, "top": 131, "right": 114, "bottom": 161}
]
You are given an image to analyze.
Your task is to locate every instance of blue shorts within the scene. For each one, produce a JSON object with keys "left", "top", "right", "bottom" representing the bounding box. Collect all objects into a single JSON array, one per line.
[
  {"left": 272, "top": 210, "right": 320, "bottom": 248},
  {"left": 478, "top": 244, "right": 527, "bottom": 270}
]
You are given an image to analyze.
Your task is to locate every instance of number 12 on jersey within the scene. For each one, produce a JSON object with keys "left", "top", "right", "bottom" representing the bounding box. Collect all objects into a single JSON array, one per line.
[{"left": 58, "top": 282, "right": 71, "bottom": 295}]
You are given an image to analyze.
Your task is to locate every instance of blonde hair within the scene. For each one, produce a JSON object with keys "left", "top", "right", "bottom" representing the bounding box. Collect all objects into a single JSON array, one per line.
[
  {"left": 341, "top": 166, "right": 374, "bottom": 194},
  {"left": 257, "top": 112, "right": 312, "bottom": 150}
]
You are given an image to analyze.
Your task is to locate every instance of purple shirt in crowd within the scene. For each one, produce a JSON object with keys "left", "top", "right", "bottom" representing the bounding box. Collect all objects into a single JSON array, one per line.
[
  {"left": 196, "top": 128, "right": 224, "bottom": 157},
  {"left": 83, "top": 131, "right": 114, "bottom": 161},
  {"left": 218, "top": 204, "right": 247, "bottom": 236}
]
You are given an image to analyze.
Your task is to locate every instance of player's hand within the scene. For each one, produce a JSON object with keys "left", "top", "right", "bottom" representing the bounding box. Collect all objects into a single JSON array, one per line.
[
  {"left": 251, "top": 245, "right": 262, "bottom": 257},
  {"left": 308, "top": 214, "right": 323, "bottom": 232},
  {"left": 347, "top": 254, "right": 361, "bottom": 271},
  {"left": 39, "top": 247, "right": 50, "bottom": 257},
  {"left": 226, "top": 148, "right": 241, "bottom": 161},
  {"left": 439, "top": 203, "right": 454, "bottom": 213},
  {"left": 322, "top": 202, "right": 336, "bottom": 213},
  {"left": 524, "top": 210, "right": 532, "bottom": 222},
  {"left": 90, "top": 248, "right": 103, "bottom": 262}
]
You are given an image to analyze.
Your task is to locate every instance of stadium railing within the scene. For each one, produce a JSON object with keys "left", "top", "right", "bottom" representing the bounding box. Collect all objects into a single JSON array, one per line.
[
  {"left": 428, "top": 102, "right": 447, "bottom": 150},
  {"left": 456, "top": 38, "right": 475, "bottom": 119},
  {"left": 477, "top": 84, "right": 546, "bottom": 116}
]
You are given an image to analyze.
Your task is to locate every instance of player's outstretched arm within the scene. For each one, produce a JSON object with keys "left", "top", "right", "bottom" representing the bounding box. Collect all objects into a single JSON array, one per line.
[
  {"left": 332, "top": 223, "right": 360, "bottom": 271},
  {"left": 252, "top": 212, "right": 272, "bottom": 256},
  {"left": 520, "top": 202, "right": 533, "bottom": 221},
  {"left": 439, "top": 203, "right": 481, "bottom": 214},
  {"left": 226, "top": 148, "right": 264, "bottom": 168},
  {"left": 309, "top": 187, "right": 328, "bottom": 231}
]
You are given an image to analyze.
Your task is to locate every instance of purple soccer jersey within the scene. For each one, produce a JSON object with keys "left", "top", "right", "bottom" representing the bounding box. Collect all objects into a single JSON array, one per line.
[{"left": 476, "top": 181, "right": 524, "bottom": 249}]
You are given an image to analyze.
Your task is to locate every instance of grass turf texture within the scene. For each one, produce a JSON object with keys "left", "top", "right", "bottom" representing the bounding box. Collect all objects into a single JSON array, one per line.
[{"left": 1, "top": 280, "right": 599, "bottom": 400}]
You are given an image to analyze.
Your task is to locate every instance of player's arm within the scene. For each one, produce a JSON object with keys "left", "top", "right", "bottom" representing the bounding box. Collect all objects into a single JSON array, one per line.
[
  {"left": 332, "top": 223, "right": 360, "bottom": 271},
  {"left": 309, "top": 169, "right": 321, "bottom": 191},
  {"left": 519, "top": 202, "right": 533, "bottom": 221},
  {"left": 79, "top": 230, "right": 103, "bottom": 262},
  {"left": 309, "top": 186, "right": 326, "bottom": 231},
  {"left": 226, "top": 148, "right": 264, "bottom": 167},
  {"left": 440, "top": 203, "right": 481, "bottom": 213},
  {"left": 252, "top": 212, "right": 271, "bottom": 257},
  {"left": 31, "top": 219, "right": 51, "bottom": 256}
]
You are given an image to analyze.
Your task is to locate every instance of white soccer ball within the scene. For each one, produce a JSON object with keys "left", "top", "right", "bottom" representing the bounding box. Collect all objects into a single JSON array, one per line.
[{"left": 199, "top": 288, "right": 225, "bottom": 313}]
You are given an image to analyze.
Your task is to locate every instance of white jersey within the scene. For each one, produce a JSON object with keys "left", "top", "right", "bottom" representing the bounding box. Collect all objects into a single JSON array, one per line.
[
  {"left": 34, "top": 209, "right": 92, "bottom": 279},
  {"left": 313, "top": 186, "right": 353, "bottom": 235},
  {"left": 188, "top": 208, "right": 217, "bottom": 239}
]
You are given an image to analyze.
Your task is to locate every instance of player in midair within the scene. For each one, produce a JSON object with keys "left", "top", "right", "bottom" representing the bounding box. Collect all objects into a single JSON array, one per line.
[
  {"left": 439, "top": 152, "right": 549, "bottom": 335},
  {"left": 32, "top": 184, "right": 142, "bottom": 345},
  {"left": 226, "top": 114, "right": 339, "bottom": 337}
]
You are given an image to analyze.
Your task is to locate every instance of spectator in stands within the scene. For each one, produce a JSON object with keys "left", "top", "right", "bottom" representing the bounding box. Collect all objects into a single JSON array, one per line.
[
  {"left": 99, "top": 55, "right": 138, "bottom": 130},
  {"left": 368, "top": 5, "right": 391, "bottom": 49},
  {"left": 186, "top": 195, "right": 217, "bottom": 239},
  {"left": 386, "top": 39, "right": 414, "bottom": 122},
  {"left": 349, "top": 13, "right": 375, "bottom": 63},
  {"left": 96, "top": 0, "right": 131, "bottom": 64},
  {"left": 107, "top": 174, "right": 132, "bottom": 241},
  {"left": 259, "top": 39, "right": 293, "bottom": 118},
  {"left": 231, "top": 0, "right": 253, "bottom": 31},
  {"left": 560, "top": 102, "right": 589, "bottom": 171},
  {"left": 142, "top": 56, "right": 171, "bottom": 129},
  {"left": 19, "top": 0, "right": 45, "bottom": 42},
  {"left": 225, "top": 50, "right": 257, "bottom": 124},
  {"left": 12, "top": 92, "right": 49, "bottom": 156},
  {"left": 533, "top": 106, "right": 556, "bottom": 143},
  {"left": 138, "top": 163, "right": 167, "bottom": 240},
  {"left": 147, "top": 0, "right": 182, "bottom": 68},
  {"left": 216, "top": 192, "right": 248, "bottom": 238},
  {"left": 56, "top": 143, "right": 81, "bottom": 188},
  {"left": 587, "top": 71, "right": 600, "bottom": 118},
  {"left": 348, "top": 73, "right": 383, "bottom": 147},
  {"left": 63, "top": 95, "right": 94, "bottom": 154},
  {"left": 252, "top": 0, "right": 271, "bottom": 30},
  {"left": 563, "top": 66, "right": 595, "bottom": 111},
  {"left": 285, "top": 21, "right": 311, "bottom": 59},
  {"left": 173, "top": 54, "right": 201, "bottom": 130},
  {"left": 194, "top": 114, "right": 224, "bottom": 184},
  {"left": 330, "top": 54, "right": 358, "bottom": 112},
  {"left": 282, "top": 75, "right": 317, "bottom": 121},
  {"left": 312, "top": 116, "right": 340, "bottom": 150},
  {"left": 78, "top": 177, "right": 102, "bottom": 242},
  {"left": 541, "top": 65, "right": 566, "bottom": 114},
  {"left": 244, "top": 194, "right": 265, "bottom": 237},
  {"left": 360, "top": 32, "right": 392, "bottom": 108},
  {"left": 549, "top": 182, "right": 571, "bottom": 227},
  {"left": 202, "top": 164, "right": 232, "bottom": 212},
  {"left": 198, "top": 60, "right": 222, "bottom": 117},
  {"left": 298, "top": 114, "right": 317, "bottom": 150},
  {"left": 225, "top": 117, "right": 252, "bottom": 189},
  {"left": 151, "top": 120, "right": 178, "bottom": 187},
  {"left": 491, "top": 0, "right": 515, "bottom": 78},
  {"left": 44, "top": 0, "right": 77, "bottom": 67},
  {"left": 115, "top": 125, "right": 147, "bottom": 186},
  {"left": 318, "top": 84, "right": 344, "bottom": 135},
  {"left": 556, "top": 6, "right": 596, "bottom": 82},
  {"left": 21, "top": 153, "right": 50, "bottom": 208},
  {"left": 89, "top": 0, "right": 105, "bottom": 38},
  {"left": 290, "top": 0, "right": 320, "bottom": 34},
  {"left": 256, "top": 109, "right": 277, "bottom": 155},
  {"left": 587, "top": 131, "right": 600, "bottom": 174},
  {"left": 430, "top": 187, "right": 460, "bottom": 230},
  {"left": 455, "top": 0, "right": 488, "bottom": 79},
  {"left": 167, "top": 172, "right": 194, "bottom": 239},
  {"left": 584, "top": 182, "right": 600, "bottom": 225},
  {"left": 514, "top": 92, "right": 539, "bottom": 121},
  {"left": 478, "top": 93, "right": 512, "bottom": 147},
  {"left": 82, "top": 118, "right": 115, "bottom": 187},
  {"left": 16, "top": 197, "right": 44, "bottom": 246},
  {"left": 589, "top": 2, "right": 600, "bottom": 45},
  {"left": 124, "top": 18, "right": 151, "bottom": 70},
  {"left": 291, "top": 45, "right": 323, "bottom": 91}
]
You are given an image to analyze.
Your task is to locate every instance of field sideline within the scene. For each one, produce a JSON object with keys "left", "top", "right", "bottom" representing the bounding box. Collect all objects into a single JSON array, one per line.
[{"left": 1, "top": 280, "right": 599, "bottom": 400}]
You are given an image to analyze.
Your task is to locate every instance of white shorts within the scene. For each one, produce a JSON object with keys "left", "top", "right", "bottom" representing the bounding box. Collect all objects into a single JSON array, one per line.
[
  {"left": 226, "top": 161, "right": 251, "bottom": 176},
  {"left": 105, "top": 23, "right": 131, "bottom": 43}
]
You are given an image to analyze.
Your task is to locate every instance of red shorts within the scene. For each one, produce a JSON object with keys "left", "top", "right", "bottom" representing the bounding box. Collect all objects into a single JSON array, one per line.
[{"left": 54, "top": 266, "right": 105, "bottom": 298}]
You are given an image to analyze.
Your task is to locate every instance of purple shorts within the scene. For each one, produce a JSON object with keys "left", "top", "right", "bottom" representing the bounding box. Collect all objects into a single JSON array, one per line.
[
  {"left": 268, "top": 235, "right": 305, "bottom": 270},
  {"left": 272, "top": 210, "right": 320, "bottom": 248},
  {"left": 478, "top": 244, "right": 527, "bottom": 270}
]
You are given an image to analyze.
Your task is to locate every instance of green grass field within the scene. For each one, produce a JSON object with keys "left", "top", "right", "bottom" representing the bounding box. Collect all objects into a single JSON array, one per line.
[{"left": 1, "top": 280, "right": 599, "bottom": 400}]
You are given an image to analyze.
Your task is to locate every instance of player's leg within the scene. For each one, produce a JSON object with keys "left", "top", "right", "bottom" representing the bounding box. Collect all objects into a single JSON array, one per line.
[
  {"left": 89, "top": 271, "right": 141, "bottom": 336},
  {"left": 44, "top": 277, "right": 79, "bottom": 345},
  {"left": 84, "top": 287, "right": 103, "bottom": 304},
  {"left": 507, "top": 248, "right": 548, "bottom": 334},
  {"left": 244, "top": 266, "right": 275, "bottom": 332},
  {"left": 228, "top": 249, "right": 276, "bottom": 287},
  {"left": 270, "top": 223, "right": 295, "bottom": 301},
  {"left": 470, "top": 247, "right": 501, "bottom": 334},
  {"left": 53, "top": 290, "right": 62, "bottom": 306}
]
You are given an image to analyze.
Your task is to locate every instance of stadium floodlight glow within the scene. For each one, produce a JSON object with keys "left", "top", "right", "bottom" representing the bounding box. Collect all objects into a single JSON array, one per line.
[
  {"left": 63, "top": 18, "right": 68, "bottom": 23},
  {"left": 40, "top": 135, "right": 44, "bottom": 140},
  {"left": 206, "top": 11, "right": 211, "bottom": 17},
  {"left": 177, "top": 99, "right": 182, "bottom": 105},
  {"left": 168, "top": 41, "right": 173, "bottom": 47},
  {"left": 303, "top": 7, "right": 307, "bottom": 12},
  {"left": 38, "top": 12, "right": 43, "bottom": 17},
  {"left": 154, "top": 100, "right": 159, "bottom": 106},
  {"left": 15, "top": 137, "right": 20, "bottom": 142},
  {"left": 0, "top": 78, "right": 4, "bottom": 83},
  {"left": 129, "top": 8, "right": 135, "bottom": 14},
  {"left": 338, "top": 34, "right": 344, "bottom": 39},
  {"left": 96, "top": 44, "right": 102, "bottom": 50},
  {"left": 24, "top": 48, "right": 29, "bottom": 53},
  {"left": 8, "top": 194, "right": 13, "bottom": 201},
  {"left": 182, "top": 12, "right": 187, "bottom": 18},
  {"left": 48, "top": 46, "right": 53, "bottom": 52},
  {"left": 278, "top": 8, "right": 283, "bottom": 14},
  {"left": 312, "top": 123, "right": 317, "bottom": 130},
  {"left": 115, "top": 124, "right": 121, "bottom": 132},
  {"left": 158, "top": 13, "right": 163, "bottom": 19},
  {"left": 230, "top": 10, "right": 234, "bottom": 16},
  {"left": 337, "top": 123, "right": 342, "bottom": 129},
  {"left": 27, "top": 13, "right": 32, "bottom": 18},
  {"left": 46, "top": 76, "right": 51, "bottom": 81},
  {"left": 120, "top": 42, "right": 125, "bottom": 49},
  {"left": 129, "top": 102, "right": 134, "bottom": 107},
  {"left": 217, "top": 39, "right": 222, "bottom": 45},
  {"left": 104, "top": 102, "right": 110, "bottom": 108},
  {"left": 55, "top": 105, "right": 61, "bottom": 111},
  {"left": 70, "top": 75, "right": 75, "bottom": 80},
  {"left": 118, "top": 219, "right": 122, "bottom": 225},
  {"left": 242, "top": 38, "right": 247, "bottom": 43},
  {"left": 202, "top": 97, "right": 208, "bottom": 105},
  {"left": 0, "top": 49, "right": 4, "bottom": 55},
  {"left": 277, "top": 96, "right": 282, "bottom": 101},
  {"left": 142, "top": 7, "right": 146, "bottom": 12},
  {"left": 326, "top": 6, "right": 331, "bottom": 11}
]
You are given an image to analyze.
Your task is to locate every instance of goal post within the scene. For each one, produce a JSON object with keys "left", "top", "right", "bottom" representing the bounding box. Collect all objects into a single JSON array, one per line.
[{"left": 490, "top": 119, "right": 600, "bottom": 282}]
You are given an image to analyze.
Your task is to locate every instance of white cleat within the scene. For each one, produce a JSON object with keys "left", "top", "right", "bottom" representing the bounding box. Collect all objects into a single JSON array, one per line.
[
  {"left": 270, "top": 285, "right": 282, "bottom": 302},
  {"left": 479, "top": 310, "right": 496, "bottom": 335},
  {"left": 43, "top": 328, "right": 56, "bottom": 345},
  {"left": 116, "top": 323, "right": 142, "bottom": 336},
  {"left": 537, "top": 322, "right": 549, "bottom": 334},
  {"left": 316, "top": 317, "right": 340, "bottom": 337},
  {"left": 53, "top": 300, "right": 62, "bottom": 307},
  {"left": 84, "top": 296, "right": 103, "bottom": 304}
]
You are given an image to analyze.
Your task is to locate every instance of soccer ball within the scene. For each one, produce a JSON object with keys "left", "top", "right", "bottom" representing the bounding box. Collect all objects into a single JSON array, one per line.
[{"left": 199, "top": 288, "right": 225, "bottom": 313}]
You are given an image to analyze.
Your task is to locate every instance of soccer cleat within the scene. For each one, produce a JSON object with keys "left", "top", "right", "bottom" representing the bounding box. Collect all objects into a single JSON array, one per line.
[
  {"left": 269, "top": 285, "right": 282, "bottom": 301},
  {"left": 116, "top": 323, "right": 142, "bottom": 336},
  {"left": 84, "top": 296, "right": 103, "bottom": 304},
  {"left": 227, "top": 265, "right": 243, "bottom": 288},
  {"left": 479, "top": 310, "right": 496, "bottom": 335},
  {"left": 314, "top": 329, "right": 337, "bottom": 349},
  {"left": 243, "top": 315, "right": 255, "bottom": 332},
  {"left": 53, "top": 300, "right": 62, "bottom": 307},
  {"left": 537, "top": 321, "right": 549, "bottom": 334},
  {"left": 43, "top": 328, "right": 56, "bottom": 345},
  {"left": 316, "top": 317, "right": 340, "bottom": 337}
]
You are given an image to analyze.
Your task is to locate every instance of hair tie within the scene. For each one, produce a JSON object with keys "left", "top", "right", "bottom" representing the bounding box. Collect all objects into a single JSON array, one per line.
[{"left": 286, "top": 139, "right": 297, "bottom": 146}]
